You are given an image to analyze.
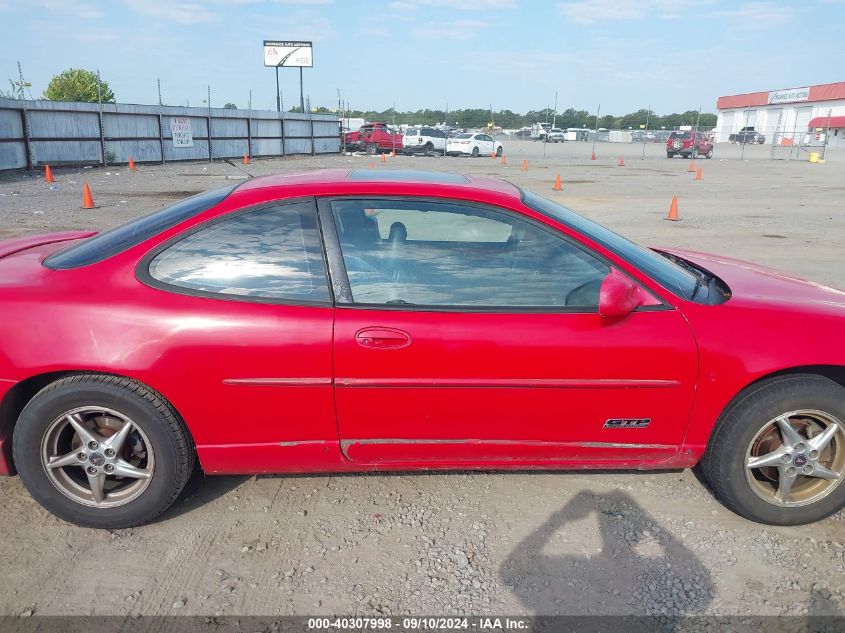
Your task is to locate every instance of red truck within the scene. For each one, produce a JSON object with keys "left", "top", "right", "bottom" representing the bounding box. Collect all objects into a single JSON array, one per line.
[{"left": 346, "top": 122, "right": 403, "bottom": 154}]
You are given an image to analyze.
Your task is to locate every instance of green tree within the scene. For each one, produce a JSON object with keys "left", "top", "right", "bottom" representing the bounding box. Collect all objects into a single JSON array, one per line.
[
  {"left": 43, "top": 68, "right": 115, "bottom": 103},
  {"left": 223, "top": 102, "right": 237, "bottom": 109}
]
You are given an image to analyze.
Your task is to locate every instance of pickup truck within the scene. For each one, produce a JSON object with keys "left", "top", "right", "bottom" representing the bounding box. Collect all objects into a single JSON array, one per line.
[
  {"left": 355, "top": 122, "right": 403, "bottom": 154},
  {"left": 729, "top": 127, "right": 766, "bottom": 144}
]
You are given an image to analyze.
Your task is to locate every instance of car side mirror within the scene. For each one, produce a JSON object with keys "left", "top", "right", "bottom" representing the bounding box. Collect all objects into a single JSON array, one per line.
[{"left": 598, "top": 268, "right": 648, "bottom": 319}]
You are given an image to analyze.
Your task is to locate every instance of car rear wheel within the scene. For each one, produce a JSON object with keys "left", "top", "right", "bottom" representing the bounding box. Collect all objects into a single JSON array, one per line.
[
  {"left": 424, "top": 142, "right": 433, "bottom": 153},
  {"left": 13, "top": 374, "right": 195, "bottom": 529},
  {"left": 366, "top": 143, "right": 378, "bottom": 155},
  {"left": 706, "top": 149, "right": 713, "bottom": 159},
  {"left": 496, "top": 146, "right": 503, "bottom": 157},
  {"left": 699, "top": 375, "right": 845, "bottom": 525},
  {"left": 471, "top": 147, "right": 479, "bottom": 158},
  {"left": 667, "top": 152, "right": 674, "bottom": 158}
]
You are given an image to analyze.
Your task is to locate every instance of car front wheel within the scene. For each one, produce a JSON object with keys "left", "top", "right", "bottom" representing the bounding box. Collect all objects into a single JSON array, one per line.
[
  {"left": 699, "top": 375, "right": 845, "bottom": 525},
  {"left": 471, "top": 147, "right": 479, "bottom": 157},
  {"left": 13, "top": 374, "right": 195, "bottom": 529}
]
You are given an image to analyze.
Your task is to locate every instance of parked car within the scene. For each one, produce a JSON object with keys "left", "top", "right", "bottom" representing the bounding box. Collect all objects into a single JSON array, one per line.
[
  {"left": 531, "top": 122, "right": 551, "bottom": 141},
  {"left": 547, "top": 128, "right": 565, "bottom": 143},
  {"left": 402, "top": 127, "right": 447, "bottom": 155},
  {"left": 357, "top": 122, "right": 403, "bottom": 154},
  {"left": 2, "top": 169, "right": 845, "bottom": 528},
  {"left": 446, "top": 133, "right": 503, "bottom": 157},
  {"left": 729, "top": 127, "right": 766, "bottom": 144},
  {"left": 666, "top": 130, "right": 713, "bottom": 159}
]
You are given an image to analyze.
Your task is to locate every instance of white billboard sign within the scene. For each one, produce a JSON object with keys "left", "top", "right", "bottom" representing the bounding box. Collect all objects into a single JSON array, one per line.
[
  {"left": 768, "top": 87, "right": 810, "bottom": 105},
  {"left": 264, "top": 41, "right": 313, "bottom": 68},
  {"left": 170, "top": 117, "right": 194, "bottom": 148}
]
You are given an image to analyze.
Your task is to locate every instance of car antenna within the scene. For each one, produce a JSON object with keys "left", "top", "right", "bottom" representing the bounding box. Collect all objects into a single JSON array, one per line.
[{"left": 223, "top": 158, "right": 254, "bottom": 179}]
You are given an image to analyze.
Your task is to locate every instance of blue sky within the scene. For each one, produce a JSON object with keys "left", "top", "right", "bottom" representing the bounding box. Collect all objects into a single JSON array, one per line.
[{"left": 1, "top": 0, "right": 843, "bottom": 115}]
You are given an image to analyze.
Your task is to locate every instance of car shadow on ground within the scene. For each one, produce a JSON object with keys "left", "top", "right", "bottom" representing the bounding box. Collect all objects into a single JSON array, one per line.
[
  {"left": 499, "top": 489, "right": 714, "bottom": 624},
  {"left": 156, "top": 470, "right": 251, "bottom": 523}
]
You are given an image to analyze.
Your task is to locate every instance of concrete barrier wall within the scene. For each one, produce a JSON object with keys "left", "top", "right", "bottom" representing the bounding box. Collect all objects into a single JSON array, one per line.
[{"left": 0, "top": 98, "right": 340, "bottom": 170}]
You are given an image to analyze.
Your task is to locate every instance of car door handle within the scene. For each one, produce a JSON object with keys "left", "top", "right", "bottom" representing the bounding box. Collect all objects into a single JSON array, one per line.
[{"left": 355, "top": 327, "right": 412, "bottom": 350}]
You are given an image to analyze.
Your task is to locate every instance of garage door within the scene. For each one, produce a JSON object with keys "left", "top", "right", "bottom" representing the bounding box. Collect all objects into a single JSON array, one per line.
[{"left": 720, "top": 111, "right": 735, "bottom": 142}]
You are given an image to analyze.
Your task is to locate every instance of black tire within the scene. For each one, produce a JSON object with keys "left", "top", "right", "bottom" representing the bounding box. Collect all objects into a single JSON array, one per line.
[
  {"left": 471, "top": 147, "right": 479, "bottom": 158},
  {"left": 706, "top": 149, "right": 713, "bottom": 159},
  {"left": 424, "top": 142, "right": 433, "bottom": 153},
  {"left": 698, "top": 374, "right": 845, "bottom": 525},
  {"left": 496, "top": 145, "right": 503, "bottom": 157},
  {"left": 667, "top": 152, "right": 674, "bottom": 158},
  {"left": 366, "top": 143, "right": 378, "bottom": 155},
  {"left": 13, "top": 374, "right": 195, "bottom": 529}
]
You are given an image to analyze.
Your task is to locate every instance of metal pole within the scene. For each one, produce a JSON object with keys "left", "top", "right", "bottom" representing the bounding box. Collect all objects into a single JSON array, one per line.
[
  {"left": 822, "top": 108, "right": 832, "bottom": 161},
  {"left": 591, "top": 104, "right": 601, "bottom": 158},
  {"left": 20, "top": 107, "right": 32, "bottom": 170},
  {"left": 247, "top": 89, "right": 253, "bottom": 159},
  {"left": 207, "top": 84, "right": 212, "bottom": 163},
  {"left": 299, "top": 67, "right": 305, "bottom": 114},
  {"left": 740, "top": 108, "right": 750, "bottom": 161},
  {"left": 642, "top": 104, "right": 650, "bottom": 160},
  {"left": 275, "top": 67, "right": 281, "bottom": 113},
  {"left": 444, "top": 102, "right": 448, "bottom": 157},
  {"left": 97, "top": 69, "right": 105, "bottom": 166},
  {"left": 157, "top": 78, "right": 165, "bottom": 164}
]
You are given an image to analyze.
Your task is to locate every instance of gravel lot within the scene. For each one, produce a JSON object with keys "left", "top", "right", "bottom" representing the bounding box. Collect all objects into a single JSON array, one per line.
[{"left": 1, "top": 141, "right": 843, "bottom": 619}]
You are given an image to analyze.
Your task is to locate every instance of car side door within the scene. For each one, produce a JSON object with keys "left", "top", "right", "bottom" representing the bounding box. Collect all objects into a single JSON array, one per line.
[
  {"left": 320, "top": 196, "right": 698, "bottom": 467},
  {"left": 135, "top": 198, "right": 339, "bottom": 473}
]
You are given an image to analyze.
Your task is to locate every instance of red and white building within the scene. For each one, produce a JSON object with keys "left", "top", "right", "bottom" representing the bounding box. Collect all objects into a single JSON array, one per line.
[{"left": 715, "top": 81, "right": 845, "bottom": 147}]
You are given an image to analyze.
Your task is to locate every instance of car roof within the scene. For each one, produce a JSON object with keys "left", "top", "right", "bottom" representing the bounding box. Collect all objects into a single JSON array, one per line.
[{"left": 233, "top": 169, "right": 522, "bottom": 203}]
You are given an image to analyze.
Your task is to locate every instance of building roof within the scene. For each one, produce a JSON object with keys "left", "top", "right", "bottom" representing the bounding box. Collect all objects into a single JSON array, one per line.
[{"left": 717, "top": 81, "right": 845, "bottom": 110}]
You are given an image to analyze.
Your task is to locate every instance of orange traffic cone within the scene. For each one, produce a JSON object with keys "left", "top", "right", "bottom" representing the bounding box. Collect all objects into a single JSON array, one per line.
[
  {"left": 500, "top": 155, "right": 507, "bottom": 165},
  {"left": 491, "top": 151, "right": 496, "bottom": 159},
  {"left": 391, "top": 149, "right": 396, "bottom": 157},
  {"left": 553, "top": 174, "right": 562, "bottom": 191},
  {"left": 591, "top": 152, "right": 597, "bottom": 161},
  {"left": 688, "top": 160, "right": 695, "bottom": 172},
  {"left": 618, "top": 157, "right": 625, "bottom": 167},
  {"left": 128, "top": 157, "right": 136, "bottom": 171},
  {"left": 665, "top": 195, "right": 679, "bottom": 221},
  {"left": 44, "top": 165, "right": 54, "bottom": 183},
  {"left": 522, "top": 159, "right": 528, "bottom": 172},
  {"left": 380, "top": 153, "right": 386, "bottom": 163},
  {"left": 368, "top": 162, "right": 374, "bottom": 169},
  {"left": 242, "top": 153, "right": 249, "bottom": 165},
  {"left": 82, "top": 183, "right": 95, "bottom": 209},
  {"left": 695, "top": 167, "right": 702, "bottom": 181}
]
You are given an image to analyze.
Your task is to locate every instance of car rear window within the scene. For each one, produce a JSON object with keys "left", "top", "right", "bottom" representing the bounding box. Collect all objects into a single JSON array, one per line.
[
  {"left": 44, "top": 185, "right": 237, "bottom": 269},
  {"left": 670, "top": 132, "right": 691, "bottom": 139}
]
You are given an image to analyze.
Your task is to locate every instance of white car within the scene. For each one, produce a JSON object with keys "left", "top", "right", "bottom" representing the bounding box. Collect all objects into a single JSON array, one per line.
[
  {"left": 547, "top": 128, "right": 565, "bottom": 143},
  {"left": 446, "top": 133, "right": 503, "bottom": 157},
  {"left": 403, "top": 127, "right": 447, "bottom": 155}
]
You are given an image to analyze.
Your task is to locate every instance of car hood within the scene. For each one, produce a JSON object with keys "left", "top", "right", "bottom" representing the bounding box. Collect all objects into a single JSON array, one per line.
[{"left": 659, "top": 247, "right": 845, "bottom": 314}]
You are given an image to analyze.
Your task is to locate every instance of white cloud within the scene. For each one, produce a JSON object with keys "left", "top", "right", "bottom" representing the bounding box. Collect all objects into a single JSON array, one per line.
[
  {"left": 708, "top": 2, "right": 797, "bottom": 27},
  {"left": 273, "top": 0, "right": 334, "bottom": 4},
  {"left": 417, "top": 0, "right": 516, "bottom": 7},
  {"left": 30, "top": 0, "right": 103, "bottom": 18},
  {"left": 413, "top": 18, "right": 491, "bottom": 39},
  {"left": 126, "top": 0, "right": 220, "bottom": 24},
  {"left": 558, "top": 0, "right": 714, "bottom": 24}
]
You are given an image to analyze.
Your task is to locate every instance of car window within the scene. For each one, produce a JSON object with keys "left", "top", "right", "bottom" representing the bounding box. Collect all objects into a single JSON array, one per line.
[
  {"left": 521, "top": 190, "right": 699, "bottom": 300},
  {"left": 330, "top": 199, "right": 609, "bottom": 309},
  {"left": 44, "top": 185, "right": 237, "bottom": 269},
  {"left": 147, "top": 202, "right": 330, "bottom": 303},
  {"left": 455, "top": 133, "right": 472, "bottom": 139}
]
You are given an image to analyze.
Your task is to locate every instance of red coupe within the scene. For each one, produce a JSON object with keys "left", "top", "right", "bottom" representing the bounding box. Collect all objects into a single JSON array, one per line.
[{"left": 1, "top": 169, "right": 843, "bottom": 528}]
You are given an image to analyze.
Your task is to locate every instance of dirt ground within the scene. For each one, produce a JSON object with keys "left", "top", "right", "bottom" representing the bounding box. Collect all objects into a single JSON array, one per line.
[{"left": 0, "top": 141, "right": 844, "bottom": 619}]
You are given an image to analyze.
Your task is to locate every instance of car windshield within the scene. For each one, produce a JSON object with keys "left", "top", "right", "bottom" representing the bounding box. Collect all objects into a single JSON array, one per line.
[
  {"left": 454, "top": 133, "right": 473, "bottom": 139},
  {"left": 521, "top": 190, "right": 699, "bottom": 300}
]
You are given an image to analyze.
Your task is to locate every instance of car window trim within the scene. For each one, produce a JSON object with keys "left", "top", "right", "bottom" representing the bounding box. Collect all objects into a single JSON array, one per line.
[
  {"left": 316, "top": 195, "right": 668, "bottom": 315},
  {"left": 135, "top": 196, "right": 335, "bottom": 308}
]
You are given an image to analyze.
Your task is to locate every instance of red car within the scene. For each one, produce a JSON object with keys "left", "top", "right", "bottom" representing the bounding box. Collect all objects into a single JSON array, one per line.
[
  {"left": 666, "top": 130, "right": 713, "bottom": 159},
  {"left": 1, "top": 170, "right": 843, "bottom": 528}
]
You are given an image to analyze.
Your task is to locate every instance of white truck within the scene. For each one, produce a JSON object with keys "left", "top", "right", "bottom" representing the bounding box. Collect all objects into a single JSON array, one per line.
[{"left": 530, "top": 122, "right": 552, "bottom": 141}]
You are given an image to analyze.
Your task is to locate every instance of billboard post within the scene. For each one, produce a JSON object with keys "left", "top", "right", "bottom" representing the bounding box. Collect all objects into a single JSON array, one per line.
[{"left": 264, "top": 40, "right": 312, "bottom": 114}]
